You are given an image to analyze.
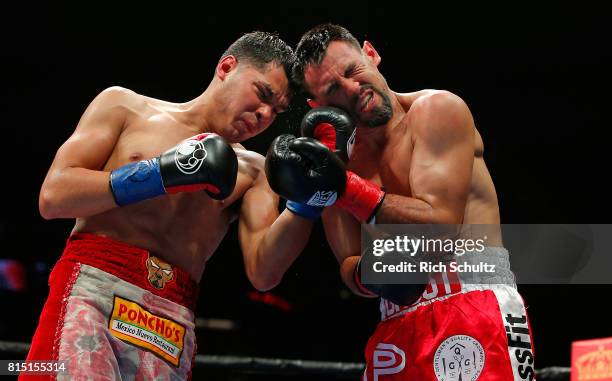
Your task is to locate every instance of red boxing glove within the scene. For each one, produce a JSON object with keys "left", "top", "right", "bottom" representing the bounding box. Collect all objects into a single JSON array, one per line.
[
  {"left": 335, "top": 171, "right": 385, "bottom": 223},
  {"left": 300, "top": 106, "right": 356, "bottom": 163}
]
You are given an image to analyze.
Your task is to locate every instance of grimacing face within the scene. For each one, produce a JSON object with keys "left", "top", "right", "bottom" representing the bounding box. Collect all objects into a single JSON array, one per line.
[
  {"left": 303, "top": 41, "right": 392, "bottom": 127},
  {"left": 218, "top": 61, "right": 290, "bottom": 142}
]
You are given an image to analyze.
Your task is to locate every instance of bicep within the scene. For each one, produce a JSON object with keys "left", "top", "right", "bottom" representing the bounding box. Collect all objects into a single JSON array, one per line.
[
  {"left": 48, "top": 87, "right": 130, "bottom": 173},
  {"left": 408, "top": 93, "right": 475, "bottom": 223}
]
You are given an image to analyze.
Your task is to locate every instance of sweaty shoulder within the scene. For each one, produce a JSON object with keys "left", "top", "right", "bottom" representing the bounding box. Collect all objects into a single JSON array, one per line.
[
  {"left": 92, "top": 86, "right": 139, "bottom": 107},
  {"left": 403, "top": 90, "right": 473, "bottom": 144},
  {"left": 87, "top": 86, "right": 151, "bottom": 119}
]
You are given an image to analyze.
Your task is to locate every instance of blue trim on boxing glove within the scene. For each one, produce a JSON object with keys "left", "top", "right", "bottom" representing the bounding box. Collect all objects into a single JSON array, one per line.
[
  {"left": 109, "top": 158, "right": 166, "bottom": 206},
  {"left": 285, "top": 200, "right": 324, "bottom": 220}
]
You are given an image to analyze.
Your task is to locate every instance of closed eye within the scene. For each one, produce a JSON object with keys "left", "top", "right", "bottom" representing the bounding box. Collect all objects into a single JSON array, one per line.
[
  {"left": 256, "top": 84, "right": 271, "bottom": 102},
  {"left": 325, "top": 81, "right": 339, "bottom": 96},
  {"left": 344, "top": 63, "right": 357, "bottom": 77}
]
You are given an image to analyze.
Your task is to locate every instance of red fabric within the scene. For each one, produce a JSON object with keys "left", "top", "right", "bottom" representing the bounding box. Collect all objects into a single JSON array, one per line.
[
  {"left": 57, "top": 233, "right": 199, "bottom": 309},
  {"left": 192, "top": 133, "right": 213, "bottom": 141},
  {"left": 22, "top": 233, "right": 199, "bottom": 380},
  {"left": 336, "top": 171, "right": 385, "bottom": 222},
  {"left": 166, "top": 183, "right": 220, "bottom": 195},
  {"left": 313, "top": 123, "right": 337, "bottom": 151},
  {"left": 21, "top": 260, "right": 80, "bottom": 380},
  {"left": 364, "top": 290, "right": 523, "bottom": 381}
]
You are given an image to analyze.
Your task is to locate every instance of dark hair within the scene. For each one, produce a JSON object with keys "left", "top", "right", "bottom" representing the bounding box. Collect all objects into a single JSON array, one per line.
[
  {"left": 292, "top": 24, "right": 361, "bottom": 87},
  {"left": 221, "top": 31, "right": 295, "bottom": 86}
]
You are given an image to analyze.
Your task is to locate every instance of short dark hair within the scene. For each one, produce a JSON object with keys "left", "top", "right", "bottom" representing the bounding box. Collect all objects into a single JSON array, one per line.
[
  {"left": 292, "top": 24, "right": 361, "bottom": 87},
  {"left": 221, "top": 31, "right": 295, "bottom": 84}
]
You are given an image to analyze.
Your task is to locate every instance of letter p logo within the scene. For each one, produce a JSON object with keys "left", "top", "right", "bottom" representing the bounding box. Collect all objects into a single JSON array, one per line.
[{"left": 372, "top": 343, "right": 406, "bottom": 380}]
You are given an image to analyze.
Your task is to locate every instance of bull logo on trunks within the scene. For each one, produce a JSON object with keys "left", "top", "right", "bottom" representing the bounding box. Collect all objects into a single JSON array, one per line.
[
  {"left": 174, "top": 135, "right": 209, "bottom": 175},
  {"left": 433, "top": 335, "right": 485, "bottom": 381},
  {"left": 146, "top": 256, "right": 174, "bottom": 289}
]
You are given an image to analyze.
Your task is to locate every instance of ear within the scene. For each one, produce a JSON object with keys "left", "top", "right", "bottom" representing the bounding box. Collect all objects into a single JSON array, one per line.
[
  {"left": 216, "top": 55, "right": 238, "bottom": 80},
  {"left": 362, "top": 41, "right": 381, "bottom": 67}
]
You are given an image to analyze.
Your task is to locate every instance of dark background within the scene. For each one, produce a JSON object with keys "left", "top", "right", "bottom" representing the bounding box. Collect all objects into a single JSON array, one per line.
[{"left": 2, "top": 0, "right": 610, "bottom": 379}]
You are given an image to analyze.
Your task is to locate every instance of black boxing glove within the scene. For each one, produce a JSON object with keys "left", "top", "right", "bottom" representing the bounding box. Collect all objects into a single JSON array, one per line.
[
  {"left": 265, "top": 134, "right": 347, "bottom": 219},
  {"left": 300, "top": 106, "right": 356, "bottom": 162},
  {"left": 266, "top": 134, "right": 385, "bottom": 222},
  {"left": 353, "top": 258, "right": 427, "bottom": 306},
  {"left": 110, "top": 133, "right": 238, "bottom": 205}
]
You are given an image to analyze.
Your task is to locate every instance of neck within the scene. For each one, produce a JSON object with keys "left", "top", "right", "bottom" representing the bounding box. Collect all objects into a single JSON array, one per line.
[{"left": 171, "top": 87, "right": 218, "bottom": 134}]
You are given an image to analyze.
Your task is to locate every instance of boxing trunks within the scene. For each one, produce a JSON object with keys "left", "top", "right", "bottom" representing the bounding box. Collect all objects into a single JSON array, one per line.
[
  {"left": 363, "top": 247, "right": 536, "bottom": 381},
  {"left": 22, "top": 233, "right": 199, "bottom": 380}
]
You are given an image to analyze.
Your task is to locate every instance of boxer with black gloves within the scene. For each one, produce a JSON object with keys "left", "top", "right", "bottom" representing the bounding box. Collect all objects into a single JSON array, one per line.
[{"left": 26, "top": 32, "right": 315, "bottom": 381}]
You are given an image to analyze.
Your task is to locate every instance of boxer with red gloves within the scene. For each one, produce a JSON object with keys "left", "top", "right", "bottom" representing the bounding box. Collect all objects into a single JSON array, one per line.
[{"left": 290, "top": 24, "right": 535, "bottom": 380}]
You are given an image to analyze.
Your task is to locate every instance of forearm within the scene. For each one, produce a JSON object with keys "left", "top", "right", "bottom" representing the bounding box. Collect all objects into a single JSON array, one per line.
[
  {"left": 374, "top": 193, "right": 459, "bottom": 224},
  {"left": 39, "top": 167, "right": 117, "bottom": 219},
  {"left": 246, "top": 209, "right": 314, "bottom": 291},
  {"left": 340, "top": 255, "right": 376, "bottom": 298}
]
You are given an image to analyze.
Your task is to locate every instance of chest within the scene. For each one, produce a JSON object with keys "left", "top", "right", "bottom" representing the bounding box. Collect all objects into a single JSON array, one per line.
[
  {"left": 347, "top": 132, "right": 414, "bottom": 197},
  {"left": 110, "top": 114, "right": 196, "bottom": 166},
  {"left": 105, "top": 113, "right": 253, "bottom": 212}
]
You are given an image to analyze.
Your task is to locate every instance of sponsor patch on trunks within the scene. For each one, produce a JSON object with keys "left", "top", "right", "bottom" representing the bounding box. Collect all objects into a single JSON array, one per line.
[
  {"left": 108, "top": 296, "right": 185, "bottom": 366},
  {"left": 433, "top": 335, "right": 485, "bottom": 381}
]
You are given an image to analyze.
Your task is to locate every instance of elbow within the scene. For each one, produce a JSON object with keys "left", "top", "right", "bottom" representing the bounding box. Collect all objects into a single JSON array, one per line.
[
  {"left": 247, "top": 268, "right": 282, "bottom": 292},
  {"left": 432, "top": 209, "right": 464, "bottom": 225},
  {"left": 39, "top": 187, "right": 64, "bottom": 220}
]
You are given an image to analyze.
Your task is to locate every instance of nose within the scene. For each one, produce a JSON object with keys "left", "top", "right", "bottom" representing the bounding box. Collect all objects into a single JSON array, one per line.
[
  {"left": 339, "top": 77, "right": 360, "bottom": 103},
  {"left": 255, "top": 104, "right": 274, "bottom": 126}
]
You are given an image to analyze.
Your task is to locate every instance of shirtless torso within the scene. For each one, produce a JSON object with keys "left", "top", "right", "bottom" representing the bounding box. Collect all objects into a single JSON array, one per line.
[{"left": 69, "top": 89, "right": 267, "bottom": 280}]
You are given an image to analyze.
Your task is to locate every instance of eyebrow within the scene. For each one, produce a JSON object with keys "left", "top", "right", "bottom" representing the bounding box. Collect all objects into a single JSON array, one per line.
[
  {"left": 323, "top": 62, "right": 357, "bottom": 96},
  {"left": 257, "top": 81, "right": 289, "bottom": 111}
]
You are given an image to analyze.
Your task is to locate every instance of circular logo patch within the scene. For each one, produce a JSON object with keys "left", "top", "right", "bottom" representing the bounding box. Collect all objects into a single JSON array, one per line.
[
  {"left": 433, "top": 335, "right": 485, "bottom": 381},
  {"left": 175, "top": 139, "right": 207, "bottom": 175}
]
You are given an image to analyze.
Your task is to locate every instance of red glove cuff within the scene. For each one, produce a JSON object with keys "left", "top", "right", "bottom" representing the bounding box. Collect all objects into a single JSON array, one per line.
[{"left": 336, "top": 171, "right": 385, "bottom": 222}]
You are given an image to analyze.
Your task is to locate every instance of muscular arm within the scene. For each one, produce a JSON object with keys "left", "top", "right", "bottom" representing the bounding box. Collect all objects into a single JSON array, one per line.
[
  {"left": 322, "top": 208, "right": 374, "bottom": 297},
  {"left": 39, "top": 87, "right": 132, "bottom": 219},
  {"left": 322, "top": 92, "right": 475, "bottom": 296},
  {"left": 239, "top": 162, "right": 314, "bottom": 291},
  {"left": 375, "top": 91, "right": 475, "bottom": 224}
]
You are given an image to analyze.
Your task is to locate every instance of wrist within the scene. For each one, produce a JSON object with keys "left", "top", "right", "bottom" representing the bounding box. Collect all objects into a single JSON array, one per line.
[
  {"left": 109, "top": 158, "right": 166, "bottom": 206},
  {"left": 285, "top": 200, "right": 324, "bottom": 220},
  {"left": 335, "top": 171, "right": 385, "bottom": 223},
  {"left": 353, "top": 258, "right": 379, "bottom": 297}
]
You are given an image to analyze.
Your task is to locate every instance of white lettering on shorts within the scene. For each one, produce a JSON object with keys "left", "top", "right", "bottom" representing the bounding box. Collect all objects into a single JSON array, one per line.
[
  {"left": 372, "top": 343, "right": 406, "bottom": 380},
  {"left": 494, "top": 287, "right": 535, "bottom": 381},
  {"left": 433, "top": 335, "right": 485, "bottom": 381}
]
